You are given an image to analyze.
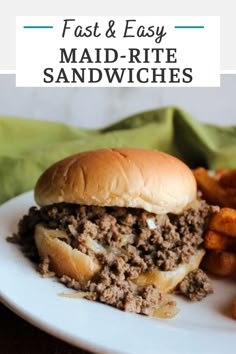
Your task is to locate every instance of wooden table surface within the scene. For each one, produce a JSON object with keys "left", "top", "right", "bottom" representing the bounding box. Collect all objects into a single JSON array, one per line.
[{"left": 0, "top": 302, "right": 91, "bottom": 354}]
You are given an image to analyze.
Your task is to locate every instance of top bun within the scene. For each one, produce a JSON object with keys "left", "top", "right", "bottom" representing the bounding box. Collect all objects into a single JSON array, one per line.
[{"left": 35, "top": 148, "right": 196, "bottom": 214}]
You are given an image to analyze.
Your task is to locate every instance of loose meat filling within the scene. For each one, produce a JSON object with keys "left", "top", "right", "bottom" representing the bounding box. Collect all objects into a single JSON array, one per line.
[
  {"left": 178, "top": 269, "right": 213, "bottom": 301},
  {"left": 14, "top": 200, "right": 217, "bottom": 315}
]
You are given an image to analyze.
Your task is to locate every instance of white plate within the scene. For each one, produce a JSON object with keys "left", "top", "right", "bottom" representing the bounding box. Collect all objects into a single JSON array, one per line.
[{"left": 0, "top": 192, "right": 235, "bottom": 354}]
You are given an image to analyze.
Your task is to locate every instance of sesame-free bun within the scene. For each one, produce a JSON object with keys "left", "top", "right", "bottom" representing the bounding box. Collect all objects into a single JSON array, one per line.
[
  {"left": 35, "top": 148, "right": 196, "bottom": 214},
  {"left": 35, "top": 224, "right": 101, "bottom": 284}
]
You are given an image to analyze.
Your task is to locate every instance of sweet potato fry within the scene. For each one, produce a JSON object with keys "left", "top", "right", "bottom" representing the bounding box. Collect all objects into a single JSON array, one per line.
[
  {"left": 219, "top": 169, "right": 236, "bottom": 189},
  {"left": 214, "top": 168, "right": 228, "bottom": 181},
  {"left": 204, "top": 230, "right": 236, "bottom": 251},
  {"left": 209, "top": 208, "right": 236, "bottom": 238},
  {"left": 232, "top": 298, "right": 236, "bottom": 320},
  {"left": 202, "top": 251, "right": 236, "bottom": 276},
  {"left": 222, "top": 188, "right": 236, "bottom": 197},
  {"left": 193, "top": 168, "right": 234, "bottom": 207}
]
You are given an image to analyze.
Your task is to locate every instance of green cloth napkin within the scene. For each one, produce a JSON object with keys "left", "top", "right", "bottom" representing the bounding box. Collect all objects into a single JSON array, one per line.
[{"left": 1, "top": 106, "right": 236, "bottom": 204}]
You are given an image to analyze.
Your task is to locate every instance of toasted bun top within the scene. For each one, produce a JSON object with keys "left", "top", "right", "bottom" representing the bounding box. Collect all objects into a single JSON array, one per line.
[{"left": 35, "top": 148, "right": 196, "bottom": 214}]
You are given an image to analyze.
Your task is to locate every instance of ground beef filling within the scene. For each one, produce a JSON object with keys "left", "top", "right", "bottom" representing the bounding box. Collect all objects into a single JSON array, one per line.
[
  {"left": 15, "top": 200, "right": 216, "bottom": 315},
  {"left": 178, "top": 269, "right": 213, "bottom": 301}
]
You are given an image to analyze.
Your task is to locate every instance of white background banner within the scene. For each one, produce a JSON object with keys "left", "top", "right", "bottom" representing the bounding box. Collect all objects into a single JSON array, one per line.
[{"left": 16, "top": 16, "right": 220, "bottom": 87}]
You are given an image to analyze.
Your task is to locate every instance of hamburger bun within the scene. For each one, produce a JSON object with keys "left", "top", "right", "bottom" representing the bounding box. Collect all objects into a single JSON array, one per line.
[{"left": 35, "top": 148, "right": 197, "bottom": 214}]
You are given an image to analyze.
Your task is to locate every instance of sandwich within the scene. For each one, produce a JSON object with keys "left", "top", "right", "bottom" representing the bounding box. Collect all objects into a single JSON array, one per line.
[{"left": 15, "top": 148, "right": 215, "bottom": 316}]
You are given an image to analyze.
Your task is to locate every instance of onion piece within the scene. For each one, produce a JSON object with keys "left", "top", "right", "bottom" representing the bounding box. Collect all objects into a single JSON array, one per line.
[
  {"left": 68, "top": 224, "right": 78, "bottom": 237},
  {"left": 127, "top": 244, "right": 137, "bottom": 254},
  {"left": 146, "top": 218, "right": 157, "bottom": 230},
  {"left": 155, "top": 214, "right": 167, "bottom": 226},
  {"left": 120, "top": 234, "right": 135, "bottom": 247},
  {"left": 48, "top": 229, "right": 69, "bottom": 241},
  {"left": 85, "top": 237, "right": 106, "bottom": 254},
  {"left": 186, "top": 199, "right": 201, "bottom": 210},
  {"left": 154, "top": 302, "right": 179, "bottom": 318},
  {"left": 59, "top": 291, "right": 94, "bottom": 299}
]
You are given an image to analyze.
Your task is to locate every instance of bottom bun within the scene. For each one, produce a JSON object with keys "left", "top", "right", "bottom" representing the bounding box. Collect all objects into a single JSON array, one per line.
[
  {"left": 134, "top": 250, "right": 205, "bottom": 292},
  {"left": 34, "top": 224, "right": 101, "bottom": 284},
  {"left": 34, "top": 224, "right": 205, "bottom": 292}
]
